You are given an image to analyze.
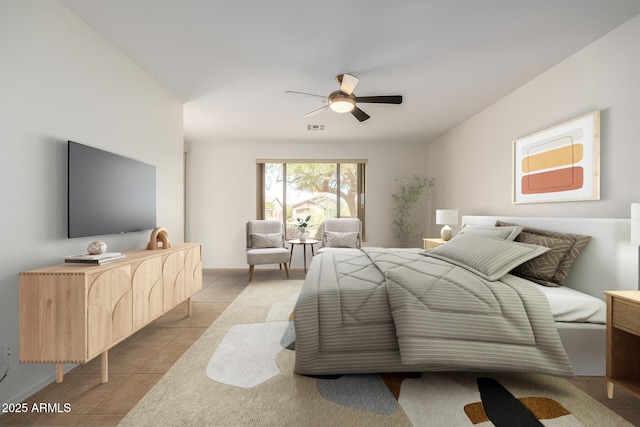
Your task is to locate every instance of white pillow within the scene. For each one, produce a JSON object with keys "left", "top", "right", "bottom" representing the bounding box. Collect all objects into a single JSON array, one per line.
[
  {"left": 250, "top": 232, "right": 283, "bottom": 248},
  {"left": 324, "top": 231, "right": 359, "bottom": 248},
  {"left": 458, "top": 224, "right": 523, "bottom": 241},
  {"left": 426, "top": 233, "right": 549, "bottom": 281}
]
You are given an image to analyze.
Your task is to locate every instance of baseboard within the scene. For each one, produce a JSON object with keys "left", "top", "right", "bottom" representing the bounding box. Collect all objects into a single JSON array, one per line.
[{"left": 2, "top": 363, "right": 77, "bottom": 406}]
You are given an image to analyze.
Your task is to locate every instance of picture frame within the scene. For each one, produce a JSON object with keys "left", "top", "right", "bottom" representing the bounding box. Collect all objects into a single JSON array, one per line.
[{"left": 512, "top": 111, "right": 600, "bottom": 204}]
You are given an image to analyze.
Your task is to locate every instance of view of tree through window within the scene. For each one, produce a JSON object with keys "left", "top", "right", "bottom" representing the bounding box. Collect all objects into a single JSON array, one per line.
[{"left": 261, "top": 161, "right": 364, "bottom": 240}]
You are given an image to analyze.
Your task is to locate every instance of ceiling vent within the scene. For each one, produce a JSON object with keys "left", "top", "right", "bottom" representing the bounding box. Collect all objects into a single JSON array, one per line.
[{"left": 307, "top": 125, "right": 325, "bottom": 131}]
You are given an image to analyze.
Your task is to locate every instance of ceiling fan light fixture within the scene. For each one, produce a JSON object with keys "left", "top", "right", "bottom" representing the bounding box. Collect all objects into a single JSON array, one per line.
[{"left": 328, "top": 91, "right": 356, "bottom": 113}]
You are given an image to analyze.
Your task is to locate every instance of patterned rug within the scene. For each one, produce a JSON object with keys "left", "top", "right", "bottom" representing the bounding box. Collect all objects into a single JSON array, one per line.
[
  {"left": 204, "top": 289, "right": 622, "bottom": 426},
  {"left": 120, "top": 280, "right": 632, "bottom": 427},
  {"left": 207, "top": 316, "right": 587, "bottom": 426}
]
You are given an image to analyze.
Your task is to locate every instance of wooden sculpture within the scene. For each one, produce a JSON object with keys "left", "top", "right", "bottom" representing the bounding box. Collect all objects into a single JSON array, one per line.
[{"left": 147, "top": 227, "right": 172, "bottom": 250}]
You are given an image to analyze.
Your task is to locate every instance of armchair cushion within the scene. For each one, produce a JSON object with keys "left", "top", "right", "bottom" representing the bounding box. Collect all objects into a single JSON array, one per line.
[
  {"left": 250, "top": 232, "right": 283, "bottom": 249},
  {"left": 323, "top": 231, "right": 359, "bottom": 248},
  {"left": 247, "top": 247, "right": 290, "bottom": 265}
]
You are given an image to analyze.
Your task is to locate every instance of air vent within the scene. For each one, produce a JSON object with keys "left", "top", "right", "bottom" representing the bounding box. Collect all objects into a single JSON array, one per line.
[{"left": 307, "top": 125, "right": 325, "bottom": 131}]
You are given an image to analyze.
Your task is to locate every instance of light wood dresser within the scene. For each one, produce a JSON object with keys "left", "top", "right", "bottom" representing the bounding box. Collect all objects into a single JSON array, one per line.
[
  {"left": 604, "top": 290, "right": 640, "bottom": 399},
  {"left": 20, "top": 243, "right": 202, "bottom": 383}
]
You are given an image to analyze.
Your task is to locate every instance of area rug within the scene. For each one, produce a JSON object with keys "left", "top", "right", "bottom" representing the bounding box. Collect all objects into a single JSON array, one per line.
[{"left": 119, "top": 280, "right": 632, "bottom": 427}]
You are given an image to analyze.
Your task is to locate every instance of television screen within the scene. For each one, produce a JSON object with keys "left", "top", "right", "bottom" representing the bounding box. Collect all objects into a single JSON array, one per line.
[{"left": 68, "top": 141, "right": 157, "bottom": 238}]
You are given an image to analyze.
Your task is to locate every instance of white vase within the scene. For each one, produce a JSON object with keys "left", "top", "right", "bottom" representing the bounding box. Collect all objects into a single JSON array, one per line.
[{"left": 298, "top": 231, "right": 308, "bottom": 242}]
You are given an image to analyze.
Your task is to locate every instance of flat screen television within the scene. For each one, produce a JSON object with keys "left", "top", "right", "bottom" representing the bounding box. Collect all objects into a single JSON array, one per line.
[{"left": 68, "top": 141, "right": 157, "bottom": 238}]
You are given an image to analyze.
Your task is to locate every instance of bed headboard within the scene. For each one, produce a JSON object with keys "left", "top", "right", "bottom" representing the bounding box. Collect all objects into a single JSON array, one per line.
[{"left": 462, "top": 216, "right": 637, "bottom": 300}]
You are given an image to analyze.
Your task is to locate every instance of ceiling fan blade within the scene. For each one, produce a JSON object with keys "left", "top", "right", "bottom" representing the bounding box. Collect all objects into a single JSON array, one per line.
[
  {"left": 351, "top": 106, "right": 370, "bottom": 122},
  {"left": 304, "top": 105, "right": 329, "bottom": 117},
  {"left": 356, "top": 95, "right": 403, "bottom": 104},
  {"left": 284, "top": 90, "right": 327, "bottom": 100},
  {"left": 338, "top": 73, "right": 359, "bottom": 95}
]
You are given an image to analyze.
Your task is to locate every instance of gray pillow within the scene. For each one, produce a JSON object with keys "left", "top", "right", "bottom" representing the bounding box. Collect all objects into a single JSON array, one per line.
[
  {"left": 250, "top": 232, "right": 283, "bottom": 249},
  {"left": 324, "top": 231, "right": 359, "bottom": 248},
  {"left": 426, "top": 233, "right": 550, "bottom": 281},
  {"left": 458, "top": 224, "right": 523, "bottom": 241}
]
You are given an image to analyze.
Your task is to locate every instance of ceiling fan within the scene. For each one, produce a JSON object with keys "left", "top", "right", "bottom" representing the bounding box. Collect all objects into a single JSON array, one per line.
[{"left": 285, "top": 73, "right": 403, "bottom": 122}]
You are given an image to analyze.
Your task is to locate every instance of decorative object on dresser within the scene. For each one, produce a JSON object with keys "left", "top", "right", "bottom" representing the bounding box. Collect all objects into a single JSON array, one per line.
[
  {"left": 147, "top": 226, "right": 171, "bottom": 250},
  {"left": 86, "top": 240, "right": 107, "bottom": 255},
  {"left": 20, "top": 243, "right": 202, "bottom": 384},
  {"left": 604, "top": 291, "right": 640, "bottom": 399},
  {"left": 422, "top": 237, "right": 445, "bottom": 250},
  {"left": 64, "top": 252, "right": 125, "bottom": 265},
  {"left": 436, "top": 209, "right": 458, "bottom": 241}
]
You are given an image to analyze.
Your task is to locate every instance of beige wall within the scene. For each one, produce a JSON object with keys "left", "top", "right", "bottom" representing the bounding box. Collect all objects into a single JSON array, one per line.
[
  {"left": 0, "top": 1, "right": 183, "bottom": 405},
  {"left": 427, "top": 14, "right": 640, "bottom": 237},
  {"left": 187, "top": 141, "right": 430, "bottom": 268}
]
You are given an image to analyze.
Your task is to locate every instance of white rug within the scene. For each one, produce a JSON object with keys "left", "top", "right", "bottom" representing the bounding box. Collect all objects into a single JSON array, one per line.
[
  {"left": 205, "top": 321, "right": 289, "bottom": 388},
  {"left": 205, "top": 290, "right": 297, "bottom": 388}
]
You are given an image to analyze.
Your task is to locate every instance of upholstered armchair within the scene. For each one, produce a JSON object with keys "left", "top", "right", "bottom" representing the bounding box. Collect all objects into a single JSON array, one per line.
[
  {"left": 246, "top": 220, "right": 290, "bottom": 282},
  {"left": 318, "top": 218, "right": 362, "bottom": 253}
]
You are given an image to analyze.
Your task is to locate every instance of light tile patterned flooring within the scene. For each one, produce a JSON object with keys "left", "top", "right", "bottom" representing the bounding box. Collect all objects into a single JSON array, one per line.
[{"left": 1, "top": 268, "right": 640, "bottom": 426}]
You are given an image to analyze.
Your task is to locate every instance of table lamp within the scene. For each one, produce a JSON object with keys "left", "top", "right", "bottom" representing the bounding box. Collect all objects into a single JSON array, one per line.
[{"left": 436, "top": 209, "right": 458, "bottom": 241}]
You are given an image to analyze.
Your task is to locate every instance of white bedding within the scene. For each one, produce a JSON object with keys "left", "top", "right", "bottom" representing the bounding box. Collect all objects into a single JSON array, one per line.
[{"left": 501, "top": 274, "right": 606, "bottom": 324}]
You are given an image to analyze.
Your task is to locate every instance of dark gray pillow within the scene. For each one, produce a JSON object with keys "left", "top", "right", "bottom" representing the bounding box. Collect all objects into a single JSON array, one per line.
[
  {"left": 496, "top": 221, "right": 591, "bottom": 287},
  {"left": 510, "top": 232, "right": 573, "bottom": 286}
]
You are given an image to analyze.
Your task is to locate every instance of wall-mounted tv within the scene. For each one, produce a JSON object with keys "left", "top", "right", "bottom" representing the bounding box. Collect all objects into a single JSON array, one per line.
[{"left": 68, "top": 141, "right": 157, "bottom": 238}]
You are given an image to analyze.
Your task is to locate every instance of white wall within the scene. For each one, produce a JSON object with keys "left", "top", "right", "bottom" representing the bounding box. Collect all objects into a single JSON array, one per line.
[
  {"left": 426, "top": 14, "right": 640, "bottom": 237},
  {"left": 0, "top": 1, "right": 184, "bottom": 405},
  {"left": 187, "top": 141, "right": 430, "bottom": 268}
]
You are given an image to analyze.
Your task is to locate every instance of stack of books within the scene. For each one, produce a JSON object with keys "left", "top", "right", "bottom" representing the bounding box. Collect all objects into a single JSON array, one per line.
[{"left": 64, "top": 252, "right": 126, "bottom": 265}]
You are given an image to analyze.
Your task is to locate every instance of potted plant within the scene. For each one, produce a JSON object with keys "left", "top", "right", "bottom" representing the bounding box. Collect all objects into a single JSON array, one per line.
[
  {"left": 392, "top": 175, "right": 435, "bottom": 247},
  {"left": 293, "top": 215, "right": 313, "bottom": 241}
]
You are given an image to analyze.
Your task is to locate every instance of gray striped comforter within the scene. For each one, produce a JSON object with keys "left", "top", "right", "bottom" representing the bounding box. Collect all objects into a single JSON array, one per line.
[{"left": 293, "top": 248, "right": 574, "bottom": 377}]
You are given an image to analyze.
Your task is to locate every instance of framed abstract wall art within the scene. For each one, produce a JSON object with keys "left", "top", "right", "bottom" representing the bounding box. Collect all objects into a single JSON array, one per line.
[{"left": 512, "top": 111, "right": 600, "bottom": 204}]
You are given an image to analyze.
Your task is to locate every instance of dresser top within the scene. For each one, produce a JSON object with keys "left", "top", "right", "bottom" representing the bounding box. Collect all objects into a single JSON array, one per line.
[{"left": 21, "top": 242, "right": 201, "bottom": 274}]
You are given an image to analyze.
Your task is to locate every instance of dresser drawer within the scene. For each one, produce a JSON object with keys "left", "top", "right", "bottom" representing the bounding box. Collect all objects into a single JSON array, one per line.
[
  {"left": 423, "top": 238, "right": 445, "bottom": 250},
  {"left": 612, "top": 299, "right": 640, "bottom": 336}
]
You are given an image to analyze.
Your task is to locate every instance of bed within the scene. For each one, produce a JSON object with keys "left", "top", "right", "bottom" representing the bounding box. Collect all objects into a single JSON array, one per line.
[{"left": 293, "top": 216, "right": 637, "bottom": 376}]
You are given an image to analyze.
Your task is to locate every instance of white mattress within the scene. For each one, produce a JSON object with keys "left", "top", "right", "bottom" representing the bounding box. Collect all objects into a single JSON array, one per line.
[{"left": 501, "top": 274, "right": 606, "bottom": 324}]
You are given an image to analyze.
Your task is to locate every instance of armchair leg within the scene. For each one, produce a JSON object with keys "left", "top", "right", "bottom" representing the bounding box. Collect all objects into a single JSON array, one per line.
[
  {"left": 283, "top": 263, "right": 290, "bottom": 279},
  {"left": 249, "top": 265, "right": 254, "bottom": 282}
]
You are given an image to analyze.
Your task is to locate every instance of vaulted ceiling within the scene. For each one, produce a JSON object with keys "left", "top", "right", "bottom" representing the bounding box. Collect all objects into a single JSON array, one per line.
[{"left": 62, "top": 0, "right": 640, "bottom": 145}]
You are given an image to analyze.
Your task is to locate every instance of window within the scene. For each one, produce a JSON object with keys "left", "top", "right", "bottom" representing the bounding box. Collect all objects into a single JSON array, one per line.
[{"left": 257, "top": 160, "right": 366, "bottom": 240}]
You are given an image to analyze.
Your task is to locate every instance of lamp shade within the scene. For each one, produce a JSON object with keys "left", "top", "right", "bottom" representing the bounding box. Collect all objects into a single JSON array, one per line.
[
  {"left": 631, "top": 203, "right": 640, "bottom": 246},
  {"left": 436, "top": 209, "right": 458, "bottom": 225}
]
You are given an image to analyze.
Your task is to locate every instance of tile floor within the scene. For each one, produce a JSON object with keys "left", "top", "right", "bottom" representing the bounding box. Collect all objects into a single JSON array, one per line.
[{"left": 1, "top": 268, "right": 639, "bottom": 426}]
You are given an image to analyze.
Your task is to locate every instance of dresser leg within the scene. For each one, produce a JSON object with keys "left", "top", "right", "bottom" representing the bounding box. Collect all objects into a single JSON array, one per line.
[
  {"left": 56, "top": 363, "right": 64, "bottom": 383},
  {"left": 101, "top": 351, "right": 108, "bottom": 383},
  {"left": 187, "top": 296, "right": 192, "bottom": 317},
  {"left": 607, "top": 380, "right": 614, "bottom": 399}
]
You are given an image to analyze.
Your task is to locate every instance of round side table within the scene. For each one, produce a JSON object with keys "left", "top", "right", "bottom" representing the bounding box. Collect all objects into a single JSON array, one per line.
[{"left": 287, "top": 239, "right": 319, "bottom": 273}]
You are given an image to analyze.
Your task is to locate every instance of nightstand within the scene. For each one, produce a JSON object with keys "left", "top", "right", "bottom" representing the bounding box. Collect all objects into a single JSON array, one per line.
[
  {"left": 604, "top": 291, "right": 640, "bottom": 399},
  {"left": 423, "top": 238, "right": 446, "bottom": 250}
]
